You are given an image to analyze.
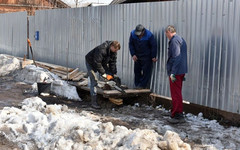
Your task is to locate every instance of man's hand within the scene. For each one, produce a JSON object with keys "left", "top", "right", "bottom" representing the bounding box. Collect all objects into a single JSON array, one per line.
[
  {"left": 152, "top": 57, "right": 158, "bottom": 62},
  {"left": 170, "top": 74, "right": 176, "bottom": 83},
  {"left": 132, "top": 55, "right": 138, "bottom": 62}
]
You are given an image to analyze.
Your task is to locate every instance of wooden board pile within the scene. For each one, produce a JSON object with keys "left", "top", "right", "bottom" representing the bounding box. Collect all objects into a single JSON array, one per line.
[{"left": 21, "top": 58, "right": 87, "bottom": 81}]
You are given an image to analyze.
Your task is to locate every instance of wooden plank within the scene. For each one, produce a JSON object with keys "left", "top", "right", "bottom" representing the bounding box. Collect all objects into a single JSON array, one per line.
[
  {"left": 35, "top": 63, "right": 54, "bottom": 70},
  {"left": 72, "top": 72, "right": 87, "bottom": 81},
  {"left": 103, "top": 89, "right": 151, "bottom": 95},
  {"left": 72, "top": 72, "right": 83, "bottom": 81},
  {"left": 109, "top": 98, "right": 123, "bottom": 105},
  {"left": 36, "top": 64, "right": 51, "bottom": 70},
  {"left": 80, "top": 86, "right": 104, "bottom": 95},
  {"left": 79, "top": 85, "right": 151, "bottom": 98},
  {"left": 53, "top": 72, "right": 67, "bottom": 78},
  {"left": 67, "top": 68, "right": 79, "bottom": 79},
  {"left": 51, "top": 69, "right": 68, "bottom": 75},
  {"left": 72, "top": 71, "right": 82, "bottom": 78},
  {"left": 73, "top": 74, "right": 85, "bottom": 81},
  {"left": 21, "top": 60, "right": 33, "bottom": 68},
  {"left": 55, "top": 67, "right": 74, "bottom": 73},
  {"left": 35, "top": 61, "right": 74, "bottom": 71}
]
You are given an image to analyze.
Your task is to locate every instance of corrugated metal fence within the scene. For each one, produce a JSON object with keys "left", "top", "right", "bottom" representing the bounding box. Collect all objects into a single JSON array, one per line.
[
  {"left": 0, "top": 12, "right": 27, "bottom": 57},
  {"left": 0, "top": 0, "right": 240, "bottom": 114}
]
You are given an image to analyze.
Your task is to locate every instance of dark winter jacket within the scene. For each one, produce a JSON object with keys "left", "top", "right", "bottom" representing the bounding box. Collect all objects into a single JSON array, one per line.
[
  {"left": 167, "top": 34, "right": 188, "bottom": 76},
  {"left": 129, "top": 29, "right": 157, "bottom": 59},
  {"left": 85, "top": 41, "right": 117, "bottom": 75}
]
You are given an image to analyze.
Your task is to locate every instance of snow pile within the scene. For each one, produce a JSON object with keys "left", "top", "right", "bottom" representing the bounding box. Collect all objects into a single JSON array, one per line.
[
  {"left": 110, "top": 105, "right": 240, "bottom": 149},
  {"left": 0, "top": 97, "right": 190, "bottom": 150},
  {"left": 160, "top": 131, "right": 191, "bottom": 150},
  {"left": 15, "top": 65, "right": 81, "bottom": 101},
  {"left": 185, "top": 113, "right": 240, "bottom": 149},
  {"left": 0, "top": 54, "right": 20, "bottom": 76}
]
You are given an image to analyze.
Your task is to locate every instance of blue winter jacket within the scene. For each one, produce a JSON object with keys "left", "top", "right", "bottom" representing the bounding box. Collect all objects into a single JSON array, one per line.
[
  {"left": 167, "top": 34, "right": 188, "bottom": 76},
  {"left": 129, "top": 29, "right": 157, "bottom": 59}
]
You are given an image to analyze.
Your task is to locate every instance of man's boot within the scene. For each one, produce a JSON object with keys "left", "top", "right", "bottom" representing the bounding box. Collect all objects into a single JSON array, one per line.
[{"left": 91, "top": 95, "right": 101, "bottom": 109}]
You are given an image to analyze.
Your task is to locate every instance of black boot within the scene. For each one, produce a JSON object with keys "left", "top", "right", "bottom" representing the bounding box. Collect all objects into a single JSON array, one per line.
[{"left": 91, "top": 95, "right": 101, "bottom": 109}]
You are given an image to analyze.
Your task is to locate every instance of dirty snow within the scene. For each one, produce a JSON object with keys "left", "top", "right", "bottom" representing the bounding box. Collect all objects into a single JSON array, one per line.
[
  {"left": 0, "top": 54, "right": 20, "bottom": 76},
  {"left": 0, "top": 97, "right": 240, "bottom": 150},
  {"left": 14, "top": 65, "right": 81, "bottom": 101},
  {"left": 107, "top": 105, "right": 240, "bottom": 150},
  {"left": 0, "top": 54, "right": 80, "bottom": 101},
  {"left": 0, "top": 97, "right": 191, "bottom": 150}
]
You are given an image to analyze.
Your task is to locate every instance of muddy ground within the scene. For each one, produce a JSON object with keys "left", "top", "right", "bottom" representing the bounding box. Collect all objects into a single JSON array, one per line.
[{"left": 0, "top": 74, "right": 239, "bottom": 149}]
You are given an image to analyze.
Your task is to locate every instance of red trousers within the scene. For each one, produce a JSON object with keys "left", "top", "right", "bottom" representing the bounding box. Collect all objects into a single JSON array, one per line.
[{"left": 169, "top": 74, "right": 185, "bottom": 118}]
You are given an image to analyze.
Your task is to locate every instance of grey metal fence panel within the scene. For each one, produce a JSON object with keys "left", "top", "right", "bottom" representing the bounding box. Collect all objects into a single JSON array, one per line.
[
  {"left": 29, "top": 7, "right": 102, "bottom": 71},
  {"left": 1, "top": 0, "right": 240, "bottom": 114},
  {"left": 0, "top": 12, "right": 27, "bottom": 57}
]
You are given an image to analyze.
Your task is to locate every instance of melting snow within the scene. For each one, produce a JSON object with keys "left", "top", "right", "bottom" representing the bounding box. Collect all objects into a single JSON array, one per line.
[
  {"left": 14, "top": 65, "right": 81, "bottom": 101},
  {"left": 0, "top": 54, "right": 20, "bottom": 76},
  {"left": 0, "top": 97, "right": 191, "bottom": 150}
]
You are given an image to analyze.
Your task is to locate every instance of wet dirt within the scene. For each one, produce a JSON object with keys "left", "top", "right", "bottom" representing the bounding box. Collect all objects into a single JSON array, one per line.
[{"left": 0, "top": 76, "right": 33, "bottom": 109}]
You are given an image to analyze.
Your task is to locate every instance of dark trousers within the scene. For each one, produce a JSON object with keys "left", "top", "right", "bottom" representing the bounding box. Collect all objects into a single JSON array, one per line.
[
  {"left": 85, "top": 61, "right": 98, "bottom": 96},
  {"left": 134, "top": 58, "right": 152, "bottom": 88},
  {"left": 169, "top": 74, "right": 185, "bottom": 118}
]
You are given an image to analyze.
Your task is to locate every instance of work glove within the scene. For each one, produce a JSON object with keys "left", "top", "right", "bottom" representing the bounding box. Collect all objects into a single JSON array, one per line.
[
  {"left": 102, "top": 74, "right": 113, "bottom": 80},
  {"left": 170, "top": 74, "right": 176, "bottom": 83}
]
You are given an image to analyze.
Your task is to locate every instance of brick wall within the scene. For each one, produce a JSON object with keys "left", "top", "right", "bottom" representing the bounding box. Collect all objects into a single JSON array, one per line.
[{"left": 0, "top": 0, "right": 69, "bottom": 15}]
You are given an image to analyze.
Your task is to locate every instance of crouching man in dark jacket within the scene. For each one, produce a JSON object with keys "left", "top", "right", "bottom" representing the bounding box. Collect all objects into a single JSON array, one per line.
[{"left": 85, "top": 41, "right": 121, "bottom": 109}]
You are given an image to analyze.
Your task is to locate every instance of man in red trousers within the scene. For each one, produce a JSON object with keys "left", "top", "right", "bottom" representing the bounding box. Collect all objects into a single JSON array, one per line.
[{"left": 165, "top": 25, "right": 188, "bottom": 124}]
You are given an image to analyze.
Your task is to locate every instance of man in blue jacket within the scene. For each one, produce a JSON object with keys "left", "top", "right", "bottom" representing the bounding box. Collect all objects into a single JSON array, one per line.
[
  {"left": 165, "top": 25, "right": 188, "bottom": 124},
  {"left": 129, "top": 24, "right": 157, "bottom": 89}
]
